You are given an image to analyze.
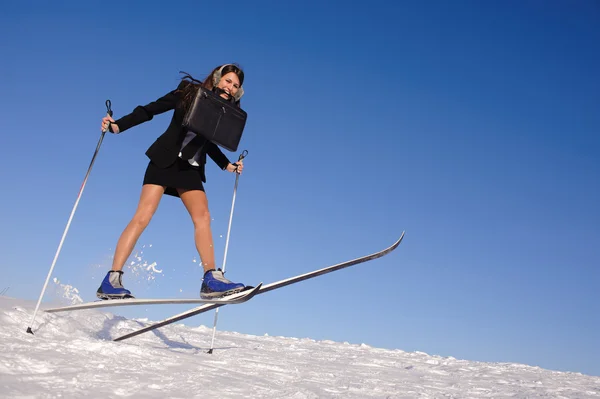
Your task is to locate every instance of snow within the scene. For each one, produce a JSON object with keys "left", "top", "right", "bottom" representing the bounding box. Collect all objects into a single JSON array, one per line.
[{"left": 1, "top": 296, "right": 598, "bottom": 399}]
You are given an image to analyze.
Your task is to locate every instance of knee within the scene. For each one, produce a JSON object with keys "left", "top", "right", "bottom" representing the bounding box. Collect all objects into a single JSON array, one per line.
[
  {"left": 131, "top": 211, "right": 153, "bottom": 229},
  {"left": 191, "top": 209, "right": 211, "bottom": 228}
]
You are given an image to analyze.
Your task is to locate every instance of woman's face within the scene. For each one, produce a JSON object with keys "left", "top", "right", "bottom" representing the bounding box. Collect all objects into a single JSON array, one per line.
[{"left": 217, "top": 72, "right": 241, "bottom": 99}]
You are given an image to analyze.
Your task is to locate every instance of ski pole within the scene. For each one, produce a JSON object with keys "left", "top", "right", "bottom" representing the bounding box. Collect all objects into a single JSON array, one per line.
[
  {"left": 26, "top": 100, "right": 114, "bottom": 335},
  {"left": 207, "top": 150, "right": 247, "bottom": 354}
]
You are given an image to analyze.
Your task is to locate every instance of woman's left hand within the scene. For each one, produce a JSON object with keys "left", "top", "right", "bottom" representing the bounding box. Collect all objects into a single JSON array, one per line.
[{"left": 226, "top": 160, "right": 243, "bottom": 174}]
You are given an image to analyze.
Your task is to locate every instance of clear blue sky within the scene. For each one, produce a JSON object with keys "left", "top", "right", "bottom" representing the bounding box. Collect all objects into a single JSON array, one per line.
[{"left": 1, "top": 0, "right": 598, "bottom": 376}]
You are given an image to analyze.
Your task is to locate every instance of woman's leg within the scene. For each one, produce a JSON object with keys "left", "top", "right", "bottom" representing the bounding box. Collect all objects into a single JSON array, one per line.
[
  {"left": 178, "top": 188, "right": 244, "bottom": 297},
  {"left": 177, "top": 188, "right": 215, "bottom": 272},
  {"left": 111, "top": 184, "right": 165, "bottom": 271}
]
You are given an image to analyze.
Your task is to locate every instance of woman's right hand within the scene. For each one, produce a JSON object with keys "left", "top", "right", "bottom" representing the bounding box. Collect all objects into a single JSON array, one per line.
[{"left": 101, "top": 116, "right": 119, "bottom": 133}]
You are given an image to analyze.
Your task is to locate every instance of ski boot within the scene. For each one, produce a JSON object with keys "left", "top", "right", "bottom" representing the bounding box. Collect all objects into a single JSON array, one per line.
[
  {"left": 200, "top": 269, "right": 245, "bottom": 299},
  {"left": 96, "top": 270, "right": 134, "bottom": 300}
]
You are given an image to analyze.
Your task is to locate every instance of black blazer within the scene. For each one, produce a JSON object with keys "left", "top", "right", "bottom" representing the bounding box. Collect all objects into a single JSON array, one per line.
[{"left": 114, "top": 80, "right": 231, "bottom": 182}]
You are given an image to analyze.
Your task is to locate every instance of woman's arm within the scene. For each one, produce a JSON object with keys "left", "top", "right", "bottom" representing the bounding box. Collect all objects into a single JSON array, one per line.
[
  {"left": 206, "top": 141, "right": 231, "bottom": 170},
  {"left": 109, "top": 80, "right": 189, "bottom": 133},
  {"left": 206, "top": 143, "right": 244, "bottom": 174}
]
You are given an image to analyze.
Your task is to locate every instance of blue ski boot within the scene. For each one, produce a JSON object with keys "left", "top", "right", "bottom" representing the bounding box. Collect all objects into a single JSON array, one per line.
[
  {"left": 96, "top": 270, "right": 134, "bottom": 300},
  {"left": 200, "top": 269, "right": 245, "bottom": 298}
]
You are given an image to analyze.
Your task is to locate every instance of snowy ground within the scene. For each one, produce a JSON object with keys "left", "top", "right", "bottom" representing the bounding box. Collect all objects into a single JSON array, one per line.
[{"left": 0, "top": 296, "right": 598, "bottom": 399}]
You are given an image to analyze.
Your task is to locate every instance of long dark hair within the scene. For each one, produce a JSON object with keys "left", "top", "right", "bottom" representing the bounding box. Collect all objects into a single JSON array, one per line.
[{"left": 177, "top": 64, "right": 244, "bottom": 110}]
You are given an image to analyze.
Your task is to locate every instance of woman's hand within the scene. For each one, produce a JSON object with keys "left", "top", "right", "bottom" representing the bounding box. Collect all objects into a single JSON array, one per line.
[
  {"left": 226, "top": 160, "right": 243, "bottom": 174},
  {"left": 101, "top": 115, "right": 119, "bottom": 134}
]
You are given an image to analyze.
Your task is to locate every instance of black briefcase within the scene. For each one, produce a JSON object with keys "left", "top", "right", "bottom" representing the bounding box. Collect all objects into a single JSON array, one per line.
[{"left": 182, "top": 86, "right": 247, "bottom": 152}]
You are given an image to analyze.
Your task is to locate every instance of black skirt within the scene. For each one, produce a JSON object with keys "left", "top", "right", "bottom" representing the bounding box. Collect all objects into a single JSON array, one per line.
[{"left": 143, "top": 158, "right": 205, "bottom": 198}]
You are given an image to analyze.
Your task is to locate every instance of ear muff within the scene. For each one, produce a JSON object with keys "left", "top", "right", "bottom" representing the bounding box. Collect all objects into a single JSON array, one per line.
[
  {"left": 234, "top": 87, "right": 244, "bottom": 101},
  {"left": 212, "top": 65, "right": 225, "bottom": 87},
  {"left": 213, "top": 64, "right": 244, "bottom": 101}
]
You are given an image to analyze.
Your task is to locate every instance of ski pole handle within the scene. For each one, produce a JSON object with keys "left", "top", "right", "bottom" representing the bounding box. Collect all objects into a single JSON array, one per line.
[
  {"left": 102, "top": 100, "right": 114, "bottom": 133},
  {"left": 232, "top": 150, "right": 248, "bottom": 173},
  {"left": 233, "top": 150, "right": 248, "bottom": 168}
]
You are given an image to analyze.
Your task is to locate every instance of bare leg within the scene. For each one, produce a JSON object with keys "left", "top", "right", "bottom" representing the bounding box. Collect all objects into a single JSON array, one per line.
[
  {"left": 111, "top": 184, "right": 165, "bottom": 271},
  {"left": 177, "top": 188, "right": 215, "bottom": 273}
]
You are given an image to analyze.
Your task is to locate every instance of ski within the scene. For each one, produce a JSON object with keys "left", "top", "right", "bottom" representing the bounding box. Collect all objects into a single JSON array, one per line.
[
  {"left": 113, "top": 232, "right": 405, "bottom": 342},
  {"left": 44, "top": 284, "right": 263, "bottom": 313}
]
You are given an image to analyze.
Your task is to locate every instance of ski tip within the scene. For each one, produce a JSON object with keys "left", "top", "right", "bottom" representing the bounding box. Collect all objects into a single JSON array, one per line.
[
  {"left": 243, "top": 283, "right": 263, "bottom": 297},
  {"left": 392, "top": 231, "right": 405, "bottom": 248},
  {"left": 245, "top": 282, "right": 263, "bottom": 290}
]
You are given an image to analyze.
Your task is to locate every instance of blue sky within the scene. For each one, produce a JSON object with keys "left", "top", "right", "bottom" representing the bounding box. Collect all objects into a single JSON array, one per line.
[{"left": 1, "top": 0, "right": 598, "bottom": 376}]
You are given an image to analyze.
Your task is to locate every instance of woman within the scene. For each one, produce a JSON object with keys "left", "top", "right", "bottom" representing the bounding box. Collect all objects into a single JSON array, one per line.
[{"left": 96, "top": 64, "right": 246, "bottom": 300}]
